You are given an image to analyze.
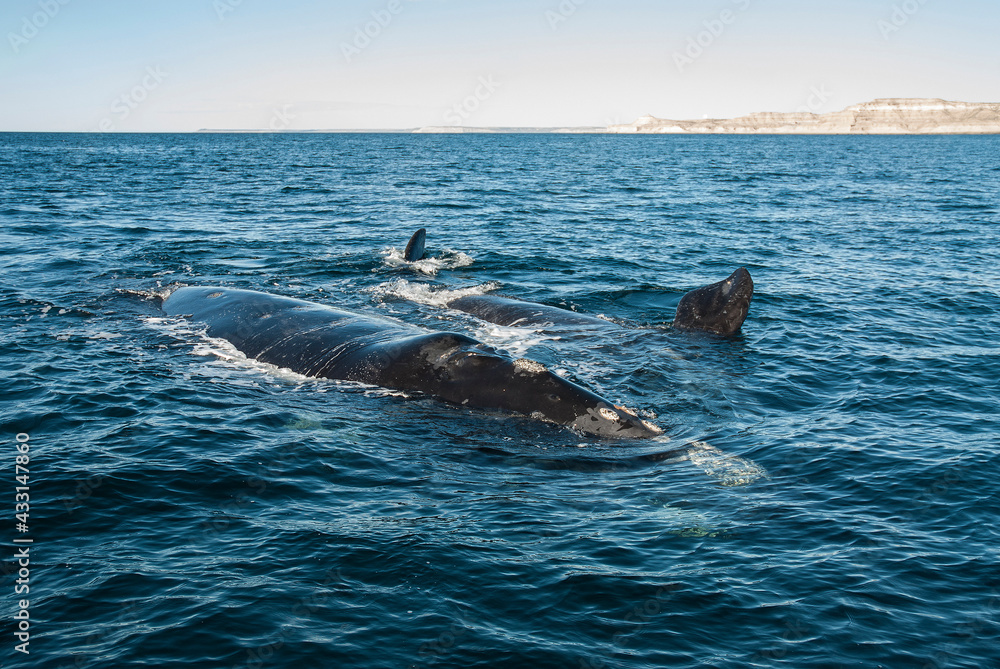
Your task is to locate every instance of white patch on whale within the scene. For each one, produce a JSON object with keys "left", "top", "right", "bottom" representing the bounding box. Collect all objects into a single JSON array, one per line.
[
  {"left": 514, "top": 358, "right": 547, "bottom": 374},
  {"left": 598, "top": 407, "right": 620, "bottom": 421}
]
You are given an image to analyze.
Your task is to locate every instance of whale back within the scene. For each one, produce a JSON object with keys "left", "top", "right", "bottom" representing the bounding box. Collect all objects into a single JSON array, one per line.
[
  {"left": 447, "top": 295, "right": 613, "bottom": 328},
  {"left": 163, "top": 287, "right": 419, "bottom": 379},
  {"left": 163, "top": 286, "right": 662, "bottom": 438}
]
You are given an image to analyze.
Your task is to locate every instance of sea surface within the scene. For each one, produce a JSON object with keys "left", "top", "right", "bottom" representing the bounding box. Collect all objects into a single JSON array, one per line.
[{"left": 1, "top": 132, "right": 998, "bottom": 668}]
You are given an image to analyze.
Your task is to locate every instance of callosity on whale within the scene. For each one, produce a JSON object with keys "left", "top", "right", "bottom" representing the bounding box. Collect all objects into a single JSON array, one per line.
[{"left": 162, "top": 286, "right": 662, "bottom": 439}]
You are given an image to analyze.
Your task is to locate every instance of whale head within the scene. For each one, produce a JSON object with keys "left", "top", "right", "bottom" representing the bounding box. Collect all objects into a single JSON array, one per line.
[
  {"left": 429, "top": 346, "right": 663, "bottom": 439},
  {"left": 672, "top": 267, "right": 753, "bottom": 336}
]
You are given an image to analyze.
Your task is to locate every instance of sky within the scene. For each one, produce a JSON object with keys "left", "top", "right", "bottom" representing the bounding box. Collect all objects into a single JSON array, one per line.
[{"left": 1, "top": 0, "right": 999, "bottom": 131}]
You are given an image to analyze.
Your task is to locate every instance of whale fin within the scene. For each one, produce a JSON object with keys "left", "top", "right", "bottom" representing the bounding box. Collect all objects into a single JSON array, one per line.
[
  {"left": 404, "top": 228, "right": 427, "bottom": 262},
  {"left": 672, "top": 267, "right": 753, "bottom": 335}
]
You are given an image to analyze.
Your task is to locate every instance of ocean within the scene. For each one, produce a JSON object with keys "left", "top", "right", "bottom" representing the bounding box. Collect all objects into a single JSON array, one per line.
[{"left": 1, "top": 132, "right": 998, "bottom": 668}]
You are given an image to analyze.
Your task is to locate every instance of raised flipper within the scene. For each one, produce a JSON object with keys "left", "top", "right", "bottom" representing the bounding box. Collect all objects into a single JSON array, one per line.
[
  {"left": 404, "top": 228, "right": 427, "bottom": 262},
  {"left": 672, "top": 268, "right": 753, "bottom": 336}
]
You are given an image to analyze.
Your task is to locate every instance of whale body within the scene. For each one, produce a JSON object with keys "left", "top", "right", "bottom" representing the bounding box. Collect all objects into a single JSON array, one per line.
[
  {"left": 163, "top": 286, "right": 662, "bottom": 439},
  {"left": 446, "top": 294, "right": 613, "bottom": 328},
  {"left": 446, "top": 268, "right": 753, "bottom": 336}
]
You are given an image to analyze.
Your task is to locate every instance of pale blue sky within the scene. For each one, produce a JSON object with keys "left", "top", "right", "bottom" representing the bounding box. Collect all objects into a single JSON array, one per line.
[{"left": 2, "top": 0, "right": 998, "bottom": 131}]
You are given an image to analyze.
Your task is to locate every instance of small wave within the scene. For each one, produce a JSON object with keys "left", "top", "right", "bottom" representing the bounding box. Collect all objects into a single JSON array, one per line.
[
  {"left": 197, "top": 344, "right": 318, "bottom": 385},
  {"left": 3, "top": 294, "right": 93, "bottom": 320},
  {"left": 279, "top": 185, "right": 335, "bottom": 195},
  {"left": 425, "top": 201, "right": 476, "bottom": 210},
  {"left": 936, "top": 202, "right": 996, "bottom": 213},
  {"left": 380, "top": 248, "right": 474, "bottom": 276}
]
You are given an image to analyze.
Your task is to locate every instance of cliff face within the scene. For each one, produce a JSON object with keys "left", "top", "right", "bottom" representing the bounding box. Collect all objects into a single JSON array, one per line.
[{"left": 608, "top": 99, "right": 1000, "bottom": 134}]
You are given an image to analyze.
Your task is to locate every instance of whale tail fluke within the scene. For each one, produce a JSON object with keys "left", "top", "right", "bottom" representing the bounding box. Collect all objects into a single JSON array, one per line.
[{"left": 404, "top": 228, "right": 427, "bottom": 262}]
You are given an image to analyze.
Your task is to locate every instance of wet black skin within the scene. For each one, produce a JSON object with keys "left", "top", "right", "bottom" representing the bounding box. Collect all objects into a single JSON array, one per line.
[
  {"left": 401, "top": 229, "right": 752, "bottom": 335},
  {"left": 672, "top": 267, "right": 754, "bottom": 336},
  {"left": 447, "top": 269, "right": 753, "bottom": 336},
  {"left": 403, "top": 228, "right": 426, "bottom": 261},
  {"left": 162, "top": 287, "right": 660, "bottom": 439},
  {"left": 446, "top": 295, "right": 612, "bottom": 328}
]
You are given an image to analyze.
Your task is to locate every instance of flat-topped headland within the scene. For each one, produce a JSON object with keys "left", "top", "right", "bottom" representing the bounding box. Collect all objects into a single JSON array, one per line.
[{"left": 607, "top": 99, "right": 1000, "bottom": 134}]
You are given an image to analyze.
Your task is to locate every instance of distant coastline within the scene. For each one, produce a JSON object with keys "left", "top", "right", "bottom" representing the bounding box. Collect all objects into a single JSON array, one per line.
[
  {"left": 195, "top": 127, "right": 607, "bottom": 134},
  {"left": 606, "top": 98, "right": 1000, "bottom": 135},
  {"left": 193, "top": 99, "right": 1000, "bottom": 134}
]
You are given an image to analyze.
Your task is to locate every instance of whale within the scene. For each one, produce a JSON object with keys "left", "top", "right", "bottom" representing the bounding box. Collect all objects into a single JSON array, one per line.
[
  {"left": 400, "top": 229, "right": 752, "bottom": 335},
  {"left": 162, "top": 286, "right": 662, "bottom": 439},
  {"left": 671, "top": 267, "right": 753, "bottom": 336},
  {"left": 446, "top": 294, "right": 614, "bottom": 328},
  {"left": 446, "top": 269, "right": 753, "bottom": 335},
  {"left": 403, "top": 228, "right": 427, "bottom": 262}
]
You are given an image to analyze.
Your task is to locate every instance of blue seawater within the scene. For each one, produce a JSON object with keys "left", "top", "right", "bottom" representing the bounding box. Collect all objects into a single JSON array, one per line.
[{"left": 1, "top": 133, "right": 998, "bottom": 668}]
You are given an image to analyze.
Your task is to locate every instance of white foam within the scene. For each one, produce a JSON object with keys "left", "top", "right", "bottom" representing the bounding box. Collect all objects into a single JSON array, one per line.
[
  {"left": 381, "top": 247, "right": 474, "bottom": 276},
  {"left": 368, "top": 280, "right": 573, "bottom": 358},
  {"left": 145, "top": 316, "right": 313, "bottom": 384},
  {"left": 116, "top": 284, "right": 178, "bottom": 301},
  {"left": 367, "top": 278, "right": 501, "bottom": 308},
  {"left": 685, "top": 440, "right": 767, "bottom": 487},
  {"left": 471, "top": 323, "right": 559, "bottom": 359},
  {"left": 88, "top": 331, "right": 122, "bottom": 340}
]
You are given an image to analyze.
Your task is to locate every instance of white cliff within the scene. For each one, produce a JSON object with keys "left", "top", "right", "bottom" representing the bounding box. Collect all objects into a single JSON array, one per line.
[{"left": 607, "top": 99, "right": 1000, "bottom": 134}]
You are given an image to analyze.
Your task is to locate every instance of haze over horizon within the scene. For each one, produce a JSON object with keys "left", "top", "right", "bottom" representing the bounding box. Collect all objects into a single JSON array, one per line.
[{"left": 2, "top": 0, "right": 999, "bottom": 132}]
